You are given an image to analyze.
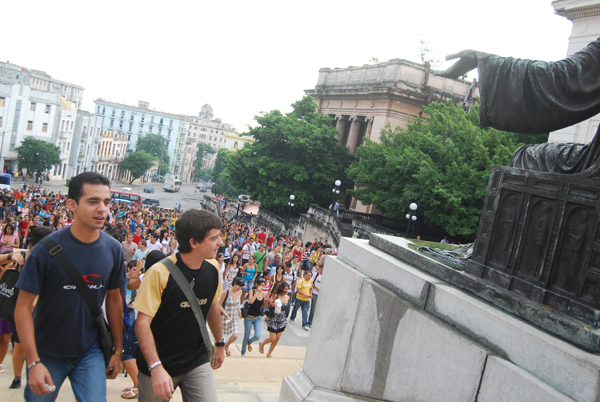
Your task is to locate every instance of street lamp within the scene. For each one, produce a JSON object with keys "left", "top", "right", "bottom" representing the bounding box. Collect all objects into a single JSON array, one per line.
[
  {"left": 287, "top": 194, "right": 295, "bottom": 222},
  {"left": 236, "top": 194, "right": 243, "bottom": 220},
  {"left": 331, "top": 180, "right": 341, "bottom": 216},
  {"left": 405, "top": 202, "right": 418, "bottom": 238}
]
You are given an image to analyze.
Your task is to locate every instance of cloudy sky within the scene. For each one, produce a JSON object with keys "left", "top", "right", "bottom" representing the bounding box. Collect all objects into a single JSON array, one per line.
[{"left": 4, "top": 0, "right": 572, "bottom": 132}]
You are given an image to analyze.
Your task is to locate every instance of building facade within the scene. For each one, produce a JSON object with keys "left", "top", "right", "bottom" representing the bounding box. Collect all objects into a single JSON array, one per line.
[
  {"left": 70, "top": 110, "right": 103, "bottom": 177},
  {"left": 548, "top": 0, "right": 600, "bottom": 144},
  {"left": 93, "top": 99, "right": 188, "bottom": 177},
  {"left": 306, "top": 58, "right": 475, "bottom": 212}
]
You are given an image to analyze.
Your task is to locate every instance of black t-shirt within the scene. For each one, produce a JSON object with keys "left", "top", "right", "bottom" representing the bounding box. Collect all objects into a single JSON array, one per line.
[{"left": 134, "top": 254, "right": 222, "bottom": 376}]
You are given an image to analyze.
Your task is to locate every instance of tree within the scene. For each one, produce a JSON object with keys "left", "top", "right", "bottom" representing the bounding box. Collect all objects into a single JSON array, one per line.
[
  {"left": 194, "top": 143, "right": 216, "bottom": 178},
  {"left": 136, "top": 133, "right": 170, "bottom": 174},
  {"left": 15, "top": 137, "right": 61, "bottom": 176},
  {"left": 211, "top": 148, "right": 231, "bottom": 182},
  {"left": 194, "top": 168, "right": 213, "bottom": 182},
  {"left": 224, "top": 96, "right": 353, "bottom": 209},
  {"left": 121, "top": 150, "right": 154, "bottom": 183},
  {"left": 347, "top": 101, "right": 548, "bottom": 238},
  {"left": 417, "top": 35, "right": 442, "bottom": 69}
]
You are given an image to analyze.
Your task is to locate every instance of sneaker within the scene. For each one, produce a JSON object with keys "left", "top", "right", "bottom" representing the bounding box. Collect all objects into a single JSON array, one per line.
[
  {"left": 290, "top": 319, "right": 295, "bottom": 324},
  {"left": 308, "top": 324, "right": 312, "bottom": 328},
  {"left": 303, "top": 326, "right": 310, "bottom": 331},
  {"left": 9, "top": 377, "right": 21, "bottom": 389}
]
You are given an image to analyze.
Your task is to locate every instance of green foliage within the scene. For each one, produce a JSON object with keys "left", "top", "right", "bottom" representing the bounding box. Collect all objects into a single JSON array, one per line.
[
  {"left": 194, "top": 168, "right": 213, "bottom": 181},
  {"left": 212, "top": 175, "right": 244, "bottom": 198},
  {"left": 193, "top": 144, "right": 216, "bottom": 179},
  {"left": 211, "top": 148, "right": 230, "bottom": 182},
  {"left": 224, "top": 96, "right": 353, "bottom": 209},
  {"left": 121, "top": 150, "right": 154, "bottom": 183},
  {"left": 347, "top": 101, "right": 547, "bottom": 238},
  {"left": 15, "top": 137, "right": 61, "bottom": 175},
  {"left": 136, "top": 133, "right": 170, "bottom": 171}
]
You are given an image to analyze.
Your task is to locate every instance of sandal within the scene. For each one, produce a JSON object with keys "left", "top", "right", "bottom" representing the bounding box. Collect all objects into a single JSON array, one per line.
[
  {"left": 122, "top": 386, "right": 133, "bottom": 393},
  {"left": 225, "top": 346, "right": 231, "bottom": 357},
  {"left": 121, "top": 388, "right": 138, "bottom": 399}
]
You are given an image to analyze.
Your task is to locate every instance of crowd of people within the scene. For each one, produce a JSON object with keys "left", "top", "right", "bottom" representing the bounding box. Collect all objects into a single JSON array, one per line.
[{"left": 0, "top": 177, "right": 334, "bottom": 400}]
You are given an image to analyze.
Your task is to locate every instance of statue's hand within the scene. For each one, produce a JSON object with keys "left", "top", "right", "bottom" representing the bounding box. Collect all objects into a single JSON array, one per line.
[{"left": 433, "top": 49, "right": 479, "bottom": 79}]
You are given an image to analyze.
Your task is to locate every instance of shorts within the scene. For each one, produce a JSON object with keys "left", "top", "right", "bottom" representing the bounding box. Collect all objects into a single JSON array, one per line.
[
  {"left": 11, "top": 325, "right": 20, "bottom": 343},
  {"left": 267, "top": 326, "right": 286, "bottom": 334},
  {"left": 0, "top": 318, "right": 14, "bottom": 335},
  {"left": 242, "top": 280, "right": 253, "bottom": 291}
]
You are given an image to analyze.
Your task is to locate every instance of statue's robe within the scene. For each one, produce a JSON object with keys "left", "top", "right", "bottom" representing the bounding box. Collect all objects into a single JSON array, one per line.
[{"left": 476, "top": 38, "right": 600, "bottom": 173}]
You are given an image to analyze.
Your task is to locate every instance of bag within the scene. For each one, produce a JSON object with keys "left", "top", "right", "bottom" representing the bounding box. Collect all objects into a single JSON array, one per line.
[
  {"left": 241, "top": 301, "right": 251, "bottom": 318},
  {"left": 39, "top": 238, "right": 113, "bottom": 367},
  {"left": 0, "top": 269, "right": 19, "bottom": 321},
  {"left": 221, "top": 289, "right": 229, "bottom": 309},
  {"left": 264, "top": 306, "right": 275, "bottom": 318},
  {"left": 160, "top": 258, "right": 215, "bottom": 366}
]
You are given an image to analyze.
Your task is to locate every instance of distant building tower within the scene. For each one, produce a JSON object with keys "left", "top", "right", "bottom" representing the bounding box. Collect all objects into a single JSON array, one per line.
[{"left": 199, "top": 104, "right": 214, "bottom": 120}]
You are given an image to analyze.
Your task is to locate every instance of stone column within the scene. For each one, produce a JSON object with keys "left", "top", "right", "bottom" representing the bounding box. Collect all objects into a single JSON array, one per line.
[
  {"left": 335, "top": 116, "right": 347, "bottom": 141},
  {"left": 365, "top": 117, "right": 374, "bottom": 140},
  {"left": 346, "top": 117, "right": 362, "bottom": 154}
]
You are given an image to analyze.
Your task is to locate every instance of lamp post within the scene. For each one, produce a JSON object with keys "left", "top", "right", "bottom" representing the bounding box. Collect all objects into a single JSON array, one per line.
[
  {"left": 331, "top": 180, "right": 341, "bottom": 215},
  {"left": 287, "top": 194, "right": 295, "bottom": 222},
  {"left": 405, "top": 202, "right": 418, "bottom": 238},
  {"left": 236, "top": 195, "right": 243, "bottom": 220}
]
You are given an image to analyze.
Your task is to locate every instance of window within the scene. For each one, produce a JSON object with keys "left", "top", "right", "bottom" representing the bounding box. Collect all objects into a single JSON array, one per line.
[
  {"left": 111, "top": 110, "right": 115, "bottom": 117},
  {"left": 27, "top": 121, "right": 33, "bottom": 131},
  {"left": 97, "top": 106, "right": 101, "bottom": 114},
  {"left": 67, "top": 142, "right": 70, "bottom": 150},
  {"left": 121, "top": 111, "right": 125, "bottom": 118},
  {"left": 160, "top": 118, "right": 164, "bottom": 124},
  {"left": 169, "top": 119, "right": 173, "bottom": 127},
  {"left": 119, "top": 121, "right": 123, "bottom": 130},
  {"left": 61, "top": 120, "right": 65, "bottom": 131},
  {"left": 30, "top": 102, "right": 36, "bottom": 111},
  {"left": 70, "top": 121, "right": 74, "bottom": 130},
  {"left": 150, "top": 116, "right": 154, "bottom": 123},
  {"left": 110, "top": 119, "right": 114, "bottom": 128},
  {"left": 141, "top": 114, "right": 145, "bottom": 123},
  {"left": 129, "top": 123, "right": 133, "bottom": 131},
  {"left": 45, "top": 105, "right": 51, "bottom": 114},
  {"left": 102, "top": 107, "right": 106, "bottom": 115},
  {"left": 42, "top": 123, "right": 48, "bottom": 132},
  {"left": 0, "top": 97, "right": 5, "bottom": 107}
]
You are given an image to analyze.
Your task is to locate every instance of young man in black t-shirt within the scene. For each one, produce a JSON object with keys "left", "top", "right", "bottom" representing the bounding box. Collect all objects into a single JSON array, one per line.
[{"left": 134, "top": 209, "right": 225, "bottom": 402}]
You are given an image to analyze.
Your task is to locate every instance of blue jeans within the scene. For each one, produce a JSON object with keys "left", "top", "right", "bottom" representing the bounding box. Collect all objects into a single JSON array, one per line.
[
  {"left": 24, "top": 341, "right": 105, "bottom": 402},
  {"left": 290, "top": 299, "right": 310, "bottom": 327},
  {"left": 241, "top": 316, "right": 261, "bottom": 355},
  {"left": 308, "top": 294, "right": 318, "bottom": 326}
]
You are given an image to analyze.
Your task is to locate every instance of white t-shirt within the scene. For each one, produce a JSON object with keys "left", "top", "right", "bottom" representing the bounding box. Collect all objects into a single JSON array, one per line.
[
  {"left": 311, "top": 272, "right": 322, "bottom": 296},
  {"left": 146, "top": 241, "right": 162, "bottom": 252}
]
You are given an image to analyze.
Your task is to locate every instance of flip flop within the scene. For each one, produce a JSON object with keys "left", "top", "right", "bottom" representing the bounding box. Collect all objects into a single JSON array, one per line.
[
  {"left": 122, "top": 386, "right": 133, "bottom": 393},
  {"left": 225, "top": 346, "right": 231, "bottom": 357},
  {"left": 121, "top": 388, "right": 138, "bottom": 399}
]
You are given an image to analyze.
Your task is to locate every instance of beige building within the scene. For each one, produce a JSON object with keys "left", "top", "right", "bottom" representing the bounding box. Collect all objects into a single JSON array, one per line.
[
  {"left": 549, "top": 0, "right": 600, "bottom": 144},
  {"left": 306, "top": 58, "right": 475, "bottom": 212},
  {"left": 95, "top": 130, "right": 129, "bottom": 182}
]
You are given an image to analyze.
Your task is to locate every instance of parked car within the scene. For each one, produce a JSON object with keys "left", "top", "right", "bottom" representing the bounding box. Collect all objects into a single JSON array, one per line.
[
  {"left": 122, "top": 187, "right": 132, "bottom": 192},
  {"left": 144, "top": 186, "right": 155, "bottom": 193},
  {"left": 141, "top": 198, "right": 160, "bottom": 206}
]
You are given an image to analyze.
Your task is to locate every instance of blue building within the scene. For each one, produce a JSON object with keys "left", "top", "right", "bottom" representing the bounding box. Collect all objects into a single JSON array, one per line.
[{"left": 93, "top": 99, "right": 189, "bottom": 177}]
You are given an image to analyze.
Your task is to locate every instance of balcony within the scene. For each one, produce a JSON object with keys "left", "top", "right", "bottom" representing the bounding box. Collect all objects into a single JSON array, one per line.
[
  {"left": 77, "top": 154, "right": 85, "bottom": 162},
  {"left": 91, "top": 157, "right": 98, "bottom": 163},
  {"left": 59, "top": 131, "right": 68, "bottom": 139},
  {"left": 94, "top": 137, "right": 101, "bottom": 144}
]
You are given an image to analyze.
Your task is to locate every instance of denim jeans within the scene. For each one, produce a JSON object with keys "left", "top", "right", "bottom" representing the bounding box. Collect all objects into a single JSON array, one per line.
[
  {"left": 241, "top": 316, "right": 261, "bottom": 355},
  {"left": 308, "top": 294, "right": 318, "bottom": 326},
  {"left": 24, "top": 341, "right": 105, "bottom": 402},
  {"left": 290, "top": 299, "right": 310, "bottom": 327}
]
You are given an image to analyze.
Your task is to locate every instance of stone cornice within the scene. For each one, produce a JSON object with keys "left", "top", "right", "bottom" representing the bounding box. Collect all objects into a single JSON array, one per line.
[{"left": 553, "top": 0, "right": 600, "bottom": 20}]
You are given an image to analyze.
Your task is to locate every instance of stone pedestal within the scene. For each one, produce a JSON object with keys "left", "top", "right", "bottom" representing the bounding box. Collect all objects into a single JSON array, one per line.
[{"left": 280, "top": 236, "right": 600, "bottom": 402}]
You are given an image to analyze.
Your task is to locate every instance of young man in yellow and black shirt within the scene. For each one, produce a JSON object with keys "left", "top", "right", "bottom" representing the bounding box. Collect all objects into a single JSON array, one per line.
[{"left": 134, "top": 209, "right": 225, "bottom": 402}]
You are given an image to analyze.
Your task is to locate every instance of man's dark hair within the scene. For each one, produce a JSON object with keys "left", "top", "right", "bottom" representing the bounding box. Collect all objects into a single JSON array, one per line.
[
  {"left": 176, "top": 209, "right": 222, "bottom": 253},
  {"left": 30, "top": 226, "right": 53, "bottom": 246},
  {"left": 68, "top": 172, "right": 110, "bottom": 203}
]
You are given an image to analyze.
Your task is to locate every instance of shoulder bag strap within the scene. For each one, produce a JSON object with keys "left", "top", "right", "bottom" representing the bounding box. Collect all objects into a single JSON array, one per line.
[
  {"left": 39, "top": 237, "right": 103, "bottom": 319},
  {"left": 159, "top": 257, "right": 215, "bottom": 361}
]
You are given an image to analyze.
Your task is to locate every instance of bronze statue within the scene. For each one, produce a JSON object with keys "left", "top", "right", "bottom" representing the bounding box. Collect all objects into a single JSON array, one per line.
[{"left": 434, "top": 41, "right": 600, "bottom": 174}]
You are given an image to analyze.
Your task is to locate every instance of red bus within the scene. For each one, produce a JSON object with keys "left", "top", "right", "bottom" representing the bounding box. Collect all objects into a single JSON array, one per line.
[{"left": 110, "top": 190, "right": 142, "bottom": 205}]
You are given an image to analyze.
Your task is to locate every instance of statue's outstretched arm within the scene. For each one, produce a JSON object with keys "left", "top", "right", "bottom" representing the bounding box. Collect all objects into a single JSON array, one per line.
[{"left": 433, "top": 50, "right": 491, "bottom": 79}]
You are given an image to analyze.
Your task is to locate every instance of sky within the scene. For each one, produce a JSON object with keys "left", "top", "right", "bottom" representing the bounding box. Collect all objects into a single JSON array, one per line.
[{"left": 3, "top": 0, "right": 573, "bottom": 133}]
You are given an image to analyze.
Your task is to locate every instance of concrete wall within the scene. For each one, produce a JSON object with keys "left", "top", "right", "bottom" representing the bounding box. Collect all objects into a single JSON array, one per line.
[{"left": 280, "top": 237, "right": 600, "bottom": 402}]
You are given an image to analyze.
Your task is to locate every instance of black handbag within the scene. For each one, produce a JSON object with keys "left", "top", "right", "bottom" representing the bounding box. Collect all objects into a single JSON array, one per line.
[
  {"left": 40, "top": 238, "right": 114, "bottom": 367},
  {"left": 240, "top": 301, "right": 251, "bottom": 318},
  {"left": 0, "top": 269, "right": 19, "bottom": 321}
]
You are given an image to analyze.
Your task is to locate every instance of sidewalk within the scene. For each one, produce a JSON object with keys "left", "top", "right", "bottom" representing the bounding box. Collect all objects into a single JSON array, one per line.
[{"left": 0, "top": 343, "right": 304, "bottom": 401}]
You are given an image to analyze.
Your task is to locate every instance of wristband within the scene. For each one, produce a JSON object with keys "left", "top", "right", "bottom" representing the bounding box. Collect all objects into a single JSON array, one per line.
[
  {"left": 113, "top": 350, "right": 124, "bottom": 356},
  {"left": 149, "top": 361, "right": 162, "bottom": 371},
  {"left": 215, "top": 339, "right": 226, "bottom": 347},
  {"left": 28, "top": 360, "right": 42, "bottom": 369}
]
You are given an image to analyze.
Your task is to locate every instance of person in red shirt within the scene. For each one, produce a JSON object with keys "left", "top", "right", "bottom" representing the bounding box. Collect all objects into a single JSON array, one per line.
[
  {"left": 257, "top": 228, "right": 267, "bottom": 245},
  {"left": 132, "top": 226, "right": 143, "bottom": 245},
  {"left": 266, "top": 234, "right": 275, "bottom": 249}
]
